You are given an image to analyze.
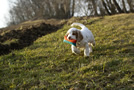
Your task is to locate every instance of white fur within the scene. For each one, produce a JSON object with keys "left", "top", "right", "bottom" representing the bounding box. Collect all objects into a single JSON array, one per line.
[{"left": 66, "top": 23, "right": 95, "bottom": 57}]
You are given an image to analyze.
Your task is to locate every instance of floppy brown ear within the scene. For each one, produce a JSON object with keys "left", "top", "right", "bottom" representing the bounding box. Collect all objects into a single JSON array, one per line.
[{"left": 76, "top": 30, "right": 83, "bottom": 42}]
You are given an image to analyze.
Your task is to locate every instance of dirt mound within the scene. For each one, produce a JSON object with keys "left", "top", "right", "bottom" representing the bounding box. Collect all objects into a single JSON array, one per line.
[{"left": 0, "top": 20, "right": 64, "bottom": 55}]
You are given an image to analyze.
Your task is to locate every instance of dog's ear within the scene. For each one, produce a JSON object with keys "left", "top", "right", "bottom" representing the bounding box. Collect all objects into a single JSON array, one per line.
[{"left": 76, "top": 30, "right": 83, "bottom": 42}]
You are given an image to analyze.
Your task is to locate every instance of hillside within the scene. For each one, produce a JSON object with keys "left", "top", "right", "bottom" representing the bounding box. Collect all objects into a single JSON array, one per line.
[
  {"left": 0, "top": 13, "right": 134, "bottom": 89},
  {"left": 0, "top": 19, "right": 66, "bottom": 55}
]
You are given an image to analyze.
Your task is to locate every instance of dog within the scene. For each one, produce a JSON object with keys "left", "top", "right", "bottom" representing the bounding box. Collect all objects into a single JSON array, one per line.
[{"left": 65, "top": 23, "right": 95, "bottom": 57}]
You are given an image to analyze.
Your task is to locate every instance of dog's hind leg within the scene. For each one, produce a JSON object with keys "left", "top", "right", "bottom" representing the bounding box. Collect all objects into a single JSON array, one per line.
[
  {"left": 88, "top": 43, "right": 93, "bottom": 52},
  {"left": 89, "top": 45, "right": 92, "bottom": 53},
  {"left": 84, "top": 43, "right": 90, "bottom": 57}
]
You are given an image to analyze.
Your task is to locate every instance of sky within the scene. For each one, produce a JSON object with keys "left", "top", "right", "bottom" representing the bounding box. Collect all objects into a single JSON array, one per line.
[{"left": 0, "top": 0, "right": 10, "bottom": 28}]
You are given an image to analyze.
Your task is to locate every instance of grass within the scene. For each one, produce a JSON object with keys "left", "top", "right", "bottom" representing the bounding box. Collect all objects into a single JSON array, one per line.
[
  {"left": 2, "top": 39, "right": 19, "bottom": 45},
  {"left": 0, "top": 13, "right": 134, "bottom": 89}
]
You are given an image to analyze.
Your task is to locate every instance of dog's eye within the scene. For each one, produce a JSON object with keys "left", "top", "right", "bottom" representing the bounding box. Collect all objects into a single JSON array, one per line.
[{"left": 72, "top": 33, "right": 76, "bottom": 35}]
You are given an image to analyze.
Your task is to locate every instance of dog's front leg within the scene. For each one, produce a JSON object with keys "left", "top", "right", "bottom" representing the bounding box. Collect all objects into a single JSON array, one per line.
[
  {"left": 84, "top": 43, "right": 90, "bottom": 57},
  {"left": 71, "top": 45, "right": 80, "bottom": 54}
]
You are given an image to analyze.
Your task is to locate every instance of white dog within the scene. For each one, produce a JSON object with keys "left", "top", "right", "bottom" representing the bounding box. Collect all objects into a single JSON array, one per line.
[{"left": 65, "top": 23, "right": 95, "bottom": 57}]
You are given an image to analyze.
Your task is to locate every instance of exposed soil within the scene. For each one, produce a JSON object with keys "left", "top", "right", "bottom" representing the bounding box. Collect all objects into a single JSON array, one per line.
[{"left": 0, "top": 19, "right": 66, "bottom": 55}]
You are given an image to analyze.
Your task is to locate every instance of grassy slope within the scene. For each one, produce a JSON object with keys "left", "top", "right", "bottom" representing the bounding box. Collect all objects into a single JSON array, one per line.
[{"left": 0, "top": 13, "right": 134, "bottom": 89}]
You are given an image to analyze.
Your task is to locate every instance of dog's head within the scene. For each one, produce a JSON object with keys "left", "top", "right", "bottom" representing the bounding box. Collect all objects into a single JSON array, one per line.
[{"left": 65, "top": 28, "right": 83, "bottom": 42}]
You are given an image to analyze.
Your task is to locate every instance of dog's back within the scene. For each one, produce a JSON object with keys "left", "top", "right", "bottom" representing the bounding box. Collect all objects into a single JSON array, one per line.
[{"left": 71, "top": 23, "right": 95, "bottom": 46}]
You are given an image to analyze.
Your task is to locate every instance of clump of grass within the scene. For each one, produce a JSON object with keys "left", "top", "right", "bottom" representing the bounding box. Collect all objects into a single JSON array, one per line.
[
  {"left": 2, "top": 39, "right": 19, "bottom": 45},
  {"left": 0, "top": 13, "right": 134, "bottom": 89}
]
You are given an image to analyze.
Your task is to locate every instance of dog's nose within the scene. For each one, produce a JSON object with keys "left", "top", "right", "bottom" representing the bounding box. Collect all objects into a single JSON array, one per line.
[{"left": 68, "top": 36, "right": 71, "bottom": 40}]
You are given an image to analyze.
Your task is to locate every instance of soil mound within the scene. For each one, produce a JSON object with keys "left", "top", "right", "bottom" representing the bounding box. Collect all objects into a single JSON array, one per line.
[{"left": 0, "top": 20, "right": 64, "bottom": 55}]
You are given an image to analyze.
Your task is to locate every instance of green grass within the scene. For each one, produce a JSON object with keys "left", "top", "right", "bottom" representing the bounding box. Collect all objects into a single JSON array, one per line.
[
  {"left": 0, "top": 13, "right": 134, "bottom": 89},
  {"left": 2, "top": 39, "right": 19, "bottom": 45}
]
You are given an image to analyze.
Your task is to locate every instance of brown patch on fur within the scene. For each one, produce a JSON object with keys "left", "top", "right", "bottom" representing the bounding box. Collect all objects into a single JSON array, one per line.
[
  {"left": 72, "top": 31, "right": 77, "bottom": 35},
  {"left": 76, "top": 30, "right": 83, "bottom": 42}
]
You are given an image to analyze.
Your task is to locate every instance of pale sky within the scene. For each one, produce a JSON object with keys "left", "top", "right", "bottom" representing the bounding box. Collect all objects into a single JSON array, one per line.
[{"left": 0, "top": 0, "right": 10, "bottom": 28}]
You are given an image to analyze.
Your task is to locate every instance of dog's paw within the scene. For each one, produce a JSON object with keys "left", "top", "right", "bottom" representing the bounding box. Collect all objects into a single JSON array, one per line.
[
  {"left": 71, "top": 53, "right": 76, "bottom": 55},
  {"left": 72, "top": 50, "right": 80, "bottom": 54}
]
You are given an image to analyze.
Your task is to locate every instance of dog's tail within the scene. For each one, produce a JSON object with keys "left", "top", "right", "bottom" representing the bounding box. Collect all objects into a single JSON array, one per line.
[{"left": 71, "top": 23, "right": 86, "bottom": 29}]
